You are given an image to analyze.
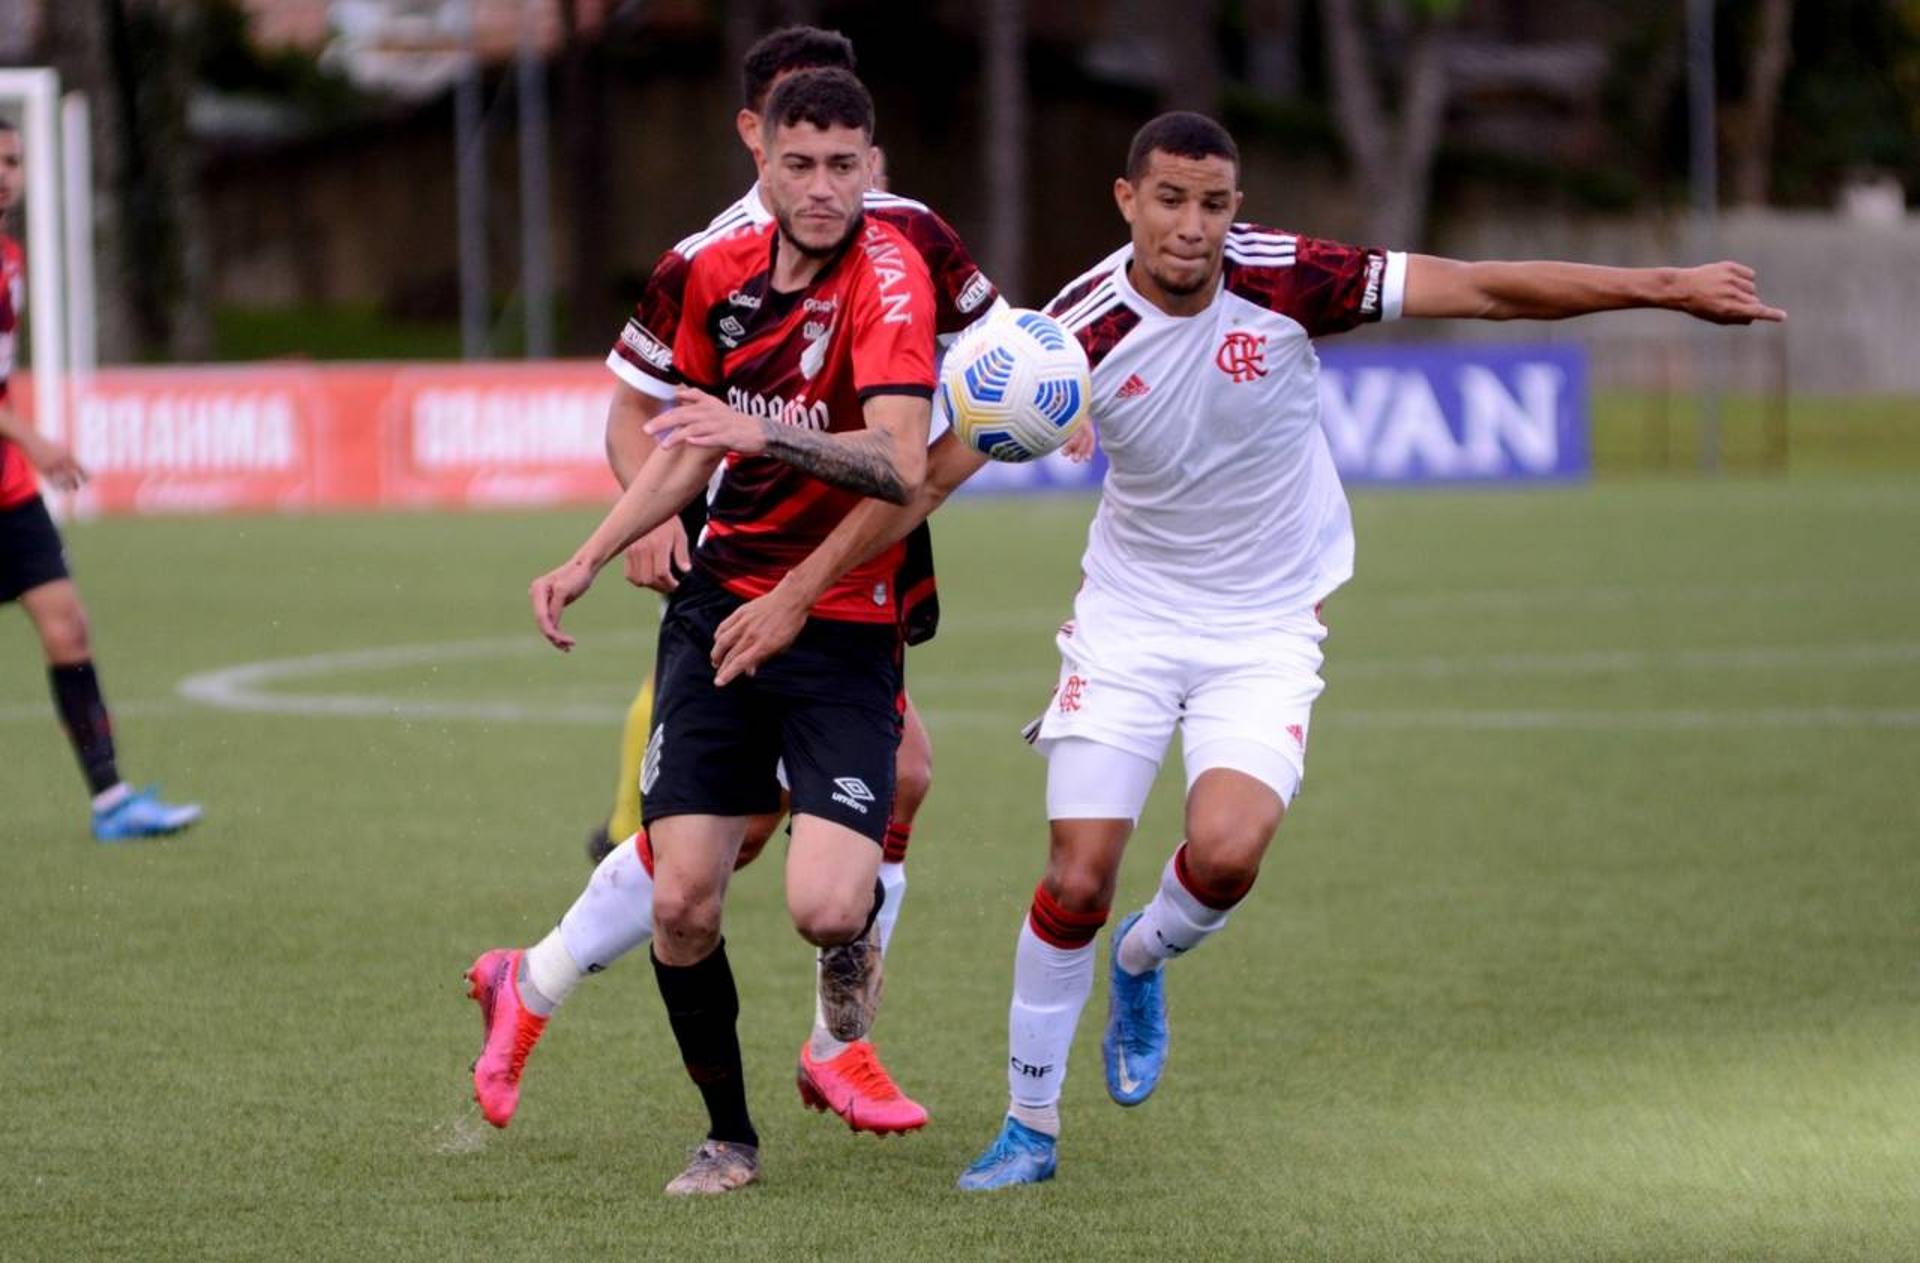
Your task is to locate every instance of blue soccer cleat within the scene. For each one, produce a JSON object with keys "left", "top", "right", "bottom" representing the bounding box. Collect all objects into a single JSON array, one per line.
[
  {"left": 955, "top": 1116, "right": 1057, "bottom": 1190},
  {"left": 92, "top": 786, "right": 202, "bottom": 843},
  {"left": 1103, "top": 911, "right": 1169, "bottom": 1107}
]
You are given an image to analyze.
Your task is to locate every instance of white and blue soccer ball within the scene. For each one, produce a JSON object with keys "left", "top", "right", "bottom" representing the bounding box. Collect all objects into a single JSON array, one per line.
[{"left": 938, "top": 309, "right": 1091, "bottom": 463}]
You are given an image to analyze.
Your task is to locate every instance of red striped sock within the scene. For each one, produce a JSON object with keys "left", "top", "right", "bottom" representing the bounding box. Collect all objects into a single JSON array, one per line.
[{"left": 1026, "top": 881, "right": 1108, "bottom": 949}]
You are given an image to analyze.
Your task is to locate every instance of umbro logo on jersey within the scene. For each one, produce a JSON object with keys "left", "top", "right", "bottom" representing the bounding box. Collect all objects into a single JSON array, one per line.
[
  {"left": 718, "top": 315, "right": 747, "bottom": 347},
  {"left": 831, "top": 776, "right": 876, "bottom": 815},
  {"left": 1115, "top": 373, "right": 1151, "bottom": 400},
  {"left": 1286, "top": 723, "right": 1306, "bottom": 750}
]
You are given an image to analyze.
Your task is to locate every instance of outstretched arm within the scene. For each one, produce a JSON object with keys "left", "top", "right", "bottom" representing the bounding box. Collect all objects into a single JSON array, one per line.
[
  {"left": 708, "top": 433, "right": 988, "bottom": 683},
  {"left": 647, "top": 386, "right": 929, "bottom": 505},
  {"left": 530, "top": 440, "right": 724, "bottom": 651},
  {"left": 1403, "top": 256, "right": 1785, "bottom": 325}
]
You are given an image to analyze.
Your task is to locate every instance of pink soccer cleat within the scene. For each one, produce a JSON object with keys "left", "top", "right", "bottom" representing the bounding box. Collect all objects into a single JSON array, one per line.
[
  {"left": 466, "top": 948, "right": 548, "bottom": 1128},
  {"left": 796, "top": 1040, "right": 929, "bottom": 1135}
]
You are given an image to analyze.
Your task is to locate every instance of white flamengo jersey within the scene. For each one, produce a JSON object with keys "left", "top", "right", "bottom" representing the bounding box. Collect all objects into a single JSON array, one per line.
[{"left": 1045, "top": 226, "right": 1407, "bottom": 622}]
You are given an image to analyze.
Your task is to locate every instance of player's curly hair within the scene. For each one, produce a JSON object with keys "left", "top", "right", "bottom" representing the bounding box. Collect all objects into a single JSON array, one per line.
[
  {"left": 741, "top": 26, "right": 857, "bottom": 113},
  {"left": 762, "top": 67, "right": 873, "bottom": 141},
  {"left": 1126, "top": 111, "right": 1239, "bottom": 183}
]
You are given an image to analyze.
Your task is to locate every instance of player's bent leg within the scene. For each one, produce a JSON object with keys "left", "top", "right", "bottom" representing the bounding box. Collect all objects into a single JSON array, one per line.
[
  {"left": 787, "top": 813, "right": 886, "bottom": 1039},
  {"left": 1107, "top": 758, "right": 1289, "bottom": 1107},
  {"left": 875, "top": 694, "right": 932, "bottom": 955},
  {"left": 20, "top": 578, "right": 201, "bottom": 841},
  {"left": 467, "top": 830, "right": 658, "bottom": 1129},
  {"left": 959, "top": 738, "right": 1156, "bottom": 1188}
]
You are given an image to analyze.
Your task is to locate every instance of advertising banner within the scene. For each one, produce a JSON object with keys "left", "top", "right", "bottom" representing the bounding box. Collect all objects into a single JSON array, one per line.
[{"left": 17, "top": 343, "right": 1586, "bottom": 517}]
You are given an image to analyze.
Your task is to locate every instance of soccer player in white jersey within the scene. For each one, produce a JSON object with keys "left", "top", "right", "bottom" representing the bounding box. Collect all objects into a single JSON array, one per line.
[
  {"left": 699, "top": 110, "right": 1785, "bottom": 1189},
  {"left": 465, "top": 28, "right": 1010, "bottom": 1146}
]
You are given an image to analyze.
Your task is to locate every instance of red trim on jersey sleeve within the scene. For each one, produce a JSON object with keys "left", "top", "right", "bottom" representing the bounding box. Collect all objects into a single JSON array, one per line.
[
  {"left": 1226, "top": 225, "right": 1390, "bottom": 338},
  {"left": 848, "top": 221, "right": 937, "bottom": 401}
]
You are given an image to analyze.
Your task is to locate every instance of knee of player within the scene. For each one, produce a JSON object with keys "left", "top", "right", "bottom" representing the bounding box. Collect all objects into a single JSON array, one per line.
[
  {"left": 1178, "top": 835, "right": 1267, "bottom": 902},
  {"left": 789, "top": 893, "right": 871, "bottom": 947},
  {"left": 1186, "top": 800, "right": 1283, "bottom": 863},
  {"left": 43, "top": 605, "right": 91, "bottom": 660},
  {"left": 893, "top": 752, "right": 932, "bottom": 817},
  {"left": 1040, "top": 862, "right": 1116, "bottom": 917},
  {"left": 651, "top": 883, "right": 723, "bottom": 942}
]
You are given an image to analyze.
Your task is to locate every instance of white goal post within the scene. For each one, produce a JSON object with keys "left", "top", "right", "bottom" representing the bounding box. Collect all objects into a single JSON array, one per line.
[{"left": 0, "top": 67, "right": 98, "bottom": 494}]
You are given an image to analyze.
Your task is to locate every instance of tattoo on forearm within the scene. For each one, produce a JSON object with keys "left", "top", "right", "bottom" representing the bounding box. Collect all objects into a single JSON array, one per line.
[{"left": 760, "top": 419, "right": 909, "bottom": 504}]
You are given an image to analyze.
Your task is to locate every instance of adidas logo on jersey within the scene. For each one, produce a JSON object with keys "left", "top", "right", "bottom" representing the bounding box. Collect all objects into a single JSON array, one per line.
[{"left": 1115, "top": 373, "right": 1151, "bottom": 400}]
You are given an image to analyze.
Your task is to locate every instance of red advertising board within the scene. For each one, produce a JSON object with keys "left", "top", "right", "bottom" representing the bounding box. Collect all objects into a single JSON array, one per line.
[{"left": 15, "top": 361, "right": 623, "bottom": 516}]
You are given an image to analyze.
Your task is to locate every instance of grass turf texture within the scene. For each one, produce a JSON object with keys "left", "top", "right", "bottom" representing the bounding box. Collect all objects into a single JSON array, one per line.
[{"left": 3, "top": 478, "right": 1917, "bottom": 1259}]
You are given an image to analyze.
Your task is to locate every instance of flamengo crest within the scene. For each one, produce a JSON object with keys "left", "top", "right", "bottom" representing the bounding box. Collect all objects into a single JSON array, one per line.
[{"left": 1217, "top": 331, "right": 1268, "bottom": 383}]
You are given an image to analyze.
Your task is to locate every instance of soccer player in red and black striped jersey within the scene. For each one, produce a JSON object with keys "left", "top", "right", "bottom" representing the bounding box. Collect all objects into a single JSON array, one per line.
[
  {"left": 0, "top": 117, "right": 201, "bottom": 843},
  {"left": 513, "top": 68, "right": 935, "bottom": 1196},
  {"left": 466, "top": 29, "right": 985, "bottom": 1153}
]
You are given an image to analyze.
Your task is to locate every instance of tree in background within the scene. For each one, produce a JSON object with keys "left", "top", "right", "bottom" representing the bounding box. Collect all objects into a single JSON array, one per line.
[
  {"left": 1319, "top": 0, "right": 1459, "bottom": 250},
  {"left": 42, "top": 0, "right": 212, "bottom": 363},
  {"left": 1728, "top": 0, "right": 1795, "bottom": 207}
]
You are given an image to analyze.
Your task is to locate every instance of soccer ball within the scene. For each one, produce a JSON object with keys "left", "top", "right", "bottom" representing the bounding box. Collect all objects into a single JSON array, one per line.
[{"left": 938, "top": 309, "right": 1091, "bottom": 463}]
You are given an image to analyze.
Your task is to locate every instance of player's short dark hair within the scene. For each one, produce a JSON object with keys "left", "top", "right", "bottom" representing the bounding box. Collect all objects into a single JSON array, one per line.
[
  {"left": 762, "top": 67, "right": 873, "bottom": 142},
  {"left": 0, "top": 116, "right": 16, "bottom": 134},
  {"left": 741, "top": 26, "right": 857, "bottom": 113},
  {"left": 1126, "top": 111, "right": 1240, "bottom": 183}
]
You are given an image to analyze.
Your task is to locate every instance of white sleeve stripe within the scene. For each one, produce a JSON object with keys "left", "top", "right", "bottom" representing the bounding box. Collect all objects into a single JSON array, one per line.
[
  {"left": 674, "top": 206, "right": 755, "bottom": 257},
  {"left": 863, "top": 191, "right": 929, "bottom": 212},
  {"left": 1225, "top": 247, "right": 1297, "bottom": 266},
  {"left": 1228, "top": 228, "right": 1297, "bottom": 249},
  {"left": 1057, "top": 282, "right": 1120, "bottom": 332},
  {"left": 1382, "top": 251, "right": 1408, "bottom": 322},
  {"left": 606, "top": 350, "right": 677, "bottom": 400}
]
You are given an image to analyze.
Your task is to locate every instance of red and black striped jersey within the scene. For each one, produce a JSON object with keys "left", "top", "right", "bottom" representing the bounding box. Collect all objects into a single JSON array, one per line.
[
  {"left": 608, "top": 185, "right": 998, "bottom": 402},
  {"left": 673, "top": 215, "right": 937, "bottom": 625},
  {"left": 0, "top": 233, "right": 36, "bottom": 509}
]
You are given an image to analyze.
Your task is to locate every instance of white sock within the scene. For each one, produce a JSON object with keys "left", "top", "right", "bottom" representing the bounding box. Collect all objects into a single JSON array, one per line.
[
  {"left": 520, "top": 928, "right": 583, "bottom": 1017},
  {"left": 557, "top": 832, "right": 655, "bottom": 972},
  {"left": 1005, "top": 920, "right": 1096, "bottom": 1134},
  {"left": 875, "top": 861, "right": 907, "bottom": 956},
  {"left": 1118, "top": 849, "right": 1232, "bottom": 976},
  {"left": 92, "top": 782, "right": 132, "bottom": 812}
]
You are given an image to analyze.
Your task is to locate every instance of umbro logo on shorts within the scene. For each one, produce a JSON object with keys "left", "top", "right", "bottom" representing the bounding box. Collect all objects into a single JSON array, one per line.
[{"left": 831, "top": 776, "right": 875, "bottom": 815}]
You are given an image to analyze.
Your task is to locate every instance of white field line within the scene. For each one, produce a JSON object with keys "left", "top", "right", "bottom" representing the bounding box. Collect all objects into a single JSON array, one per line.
[{"left": 133, "top": 633, "right": 1920, "bottom": 735}]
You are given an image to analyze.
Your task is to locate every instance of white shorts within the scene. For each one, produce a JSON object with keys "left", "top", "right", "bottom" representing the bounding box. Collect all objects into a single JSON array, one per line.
[{"left": 1032, "top": 578, "right": 1327, "bottom": 816}]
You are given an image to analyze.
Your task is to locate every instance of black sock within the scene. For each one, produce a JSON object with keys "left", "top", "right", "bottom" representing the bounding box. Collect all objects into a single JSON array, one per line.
[
  {"left": 651, "top": 939, "right": 757, "bottom": 1148},
  {"left": 49, "top": 662, "right": 120, "bottom": 797}
]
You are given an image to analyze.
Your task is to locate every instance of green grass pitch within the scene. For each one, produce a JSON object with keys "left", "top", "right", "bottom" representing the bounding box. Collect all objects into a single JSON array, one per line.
[{"left": 3, "top": 476, "right": 1917, "bottom": 1259}]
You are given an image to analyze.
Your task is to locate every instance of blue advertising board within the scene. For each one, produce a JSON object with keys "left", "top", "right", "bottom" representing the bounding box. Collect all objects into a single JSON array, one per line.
[{"left": 952, "top": 342, "right": 1588, "bottom": 495}]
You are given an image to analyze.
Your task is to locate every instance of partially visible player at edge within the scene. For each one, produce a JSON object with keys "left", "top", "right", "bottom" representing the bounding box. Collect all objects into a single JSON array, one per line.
[
  {"left": 702, "top": 111, "right": 1786, "bottom": 1190},
  {"left": 0, "top": 117, "right": 201, "bottom": 842},
  {"left": 523, "top": 68, "right": 941, "bottom": 1195},
  {"left": 466, "top": 29, "right": 1007, "bottom": 1145}
]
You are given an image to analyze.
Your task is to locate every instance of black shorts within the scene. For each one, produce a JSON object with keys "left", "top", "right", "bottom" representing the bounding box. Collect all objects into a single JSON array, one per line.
[
  {"left": 641, "top": 567, "right": 903, "bottom": 844},
  {"left": 0, "top": 496, "right": 70, "bottom": 604}
]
